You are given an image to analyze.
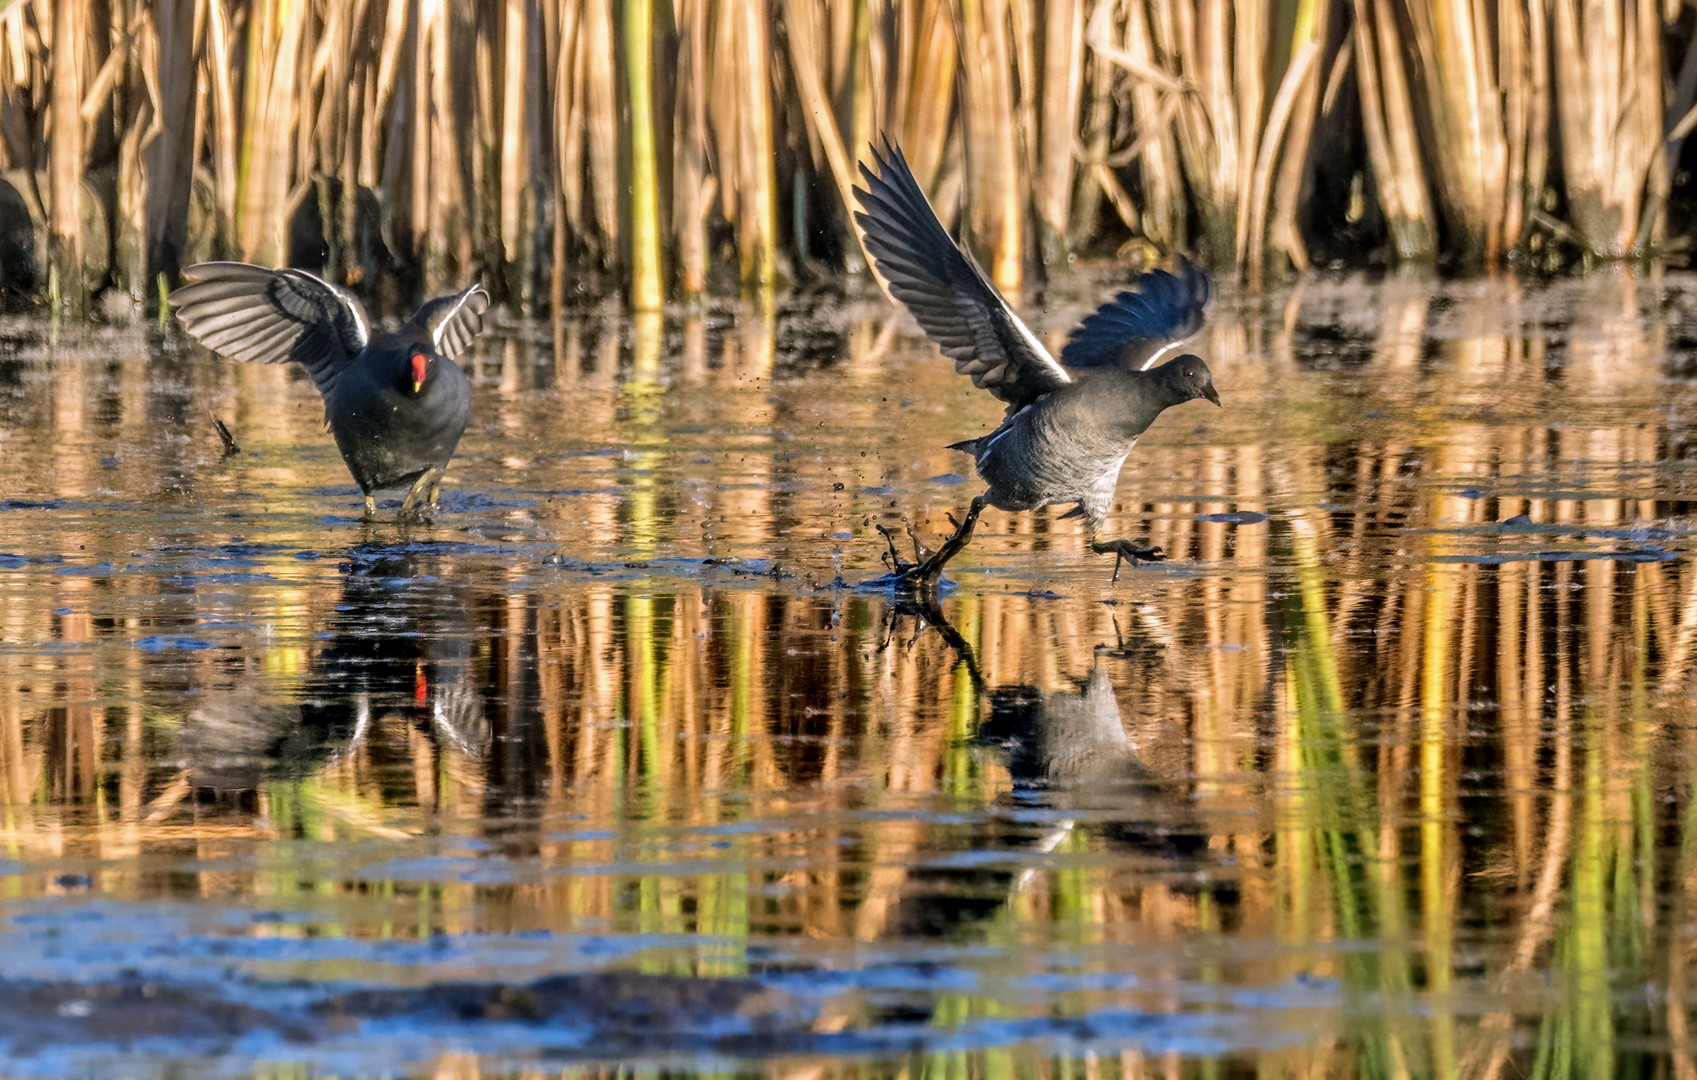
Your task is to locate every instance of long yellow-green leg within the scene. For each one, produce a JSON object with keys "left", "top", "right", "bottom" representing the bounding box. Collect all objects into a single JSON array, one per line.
[
  {"left": 399, "top": 466, "right": 444, "bottom": 520},
  {"left": 362, "top": 494, "right": 378, "bottom": 520}
]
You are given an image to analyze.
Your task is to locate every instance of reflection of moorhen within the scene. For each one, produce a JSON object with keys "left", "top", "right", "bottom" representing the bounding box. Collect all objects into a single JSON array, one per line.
[
  {"left": 888, "top": 604, "right": 1209, "bottom": 939},
  {"left": 854, "top": 141, "right": 1219, "bottom": 586},
  {"left": 171, "top": 262, "right": 490, "bottom": 520},
  {"left": 976, "top": 651, "right": 1202, "bottom": 853},
  {"left": 179, "top": 546, "right": 488, "bottom": 791},
  {"left": 978, "top": 664, "right": 1157, "bottom": 792}
]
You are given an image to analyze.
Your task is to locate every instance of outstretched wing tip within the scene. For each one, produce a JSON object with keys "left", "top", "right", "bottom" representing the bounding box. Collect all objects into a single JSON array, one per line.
[
  {"left": 853, "top": 138, "right": 1069, "bottom": 409},
  {"left": 1059, "top": 253, "right": 1212, "bottom": 371},
  {"left": 420, "top": 281, "right": 493, "bottom": 360}
]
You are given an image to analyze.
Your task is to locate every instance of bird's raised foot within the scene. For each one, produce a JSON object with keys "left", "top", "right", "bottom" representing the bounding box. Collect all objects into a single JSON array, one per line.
[
  {"left": 1090, "top": 537, "right": 1166, "bottom": 583},
  {"left": 875, "top": 522, "right": 909, "bottom": 573}
]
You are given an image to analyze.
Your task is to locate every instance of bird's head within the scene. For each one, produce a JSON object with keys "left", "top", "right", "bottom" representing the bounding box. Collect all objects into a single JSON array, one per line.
[{"left": 1160, "top": 354, "right": 1220, "bottom": 407}]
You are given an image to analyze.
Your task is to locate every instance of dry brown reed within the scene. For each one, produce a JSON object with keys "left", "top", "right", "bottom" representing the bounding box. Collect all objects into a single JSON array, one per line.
[{"left": 0, "top": 0, "right": 1690, "bottom": 315}]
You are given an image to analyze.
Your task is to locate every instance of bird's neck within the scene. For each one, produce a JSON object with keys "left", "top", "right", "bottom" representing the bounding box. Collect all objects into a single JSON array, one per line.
[
  {"left": 1093, "top": 371, "right": 1177, "bottom": 437},
  {"left": 1145, "top": 368, "right": 1196, "bottom": 410}
]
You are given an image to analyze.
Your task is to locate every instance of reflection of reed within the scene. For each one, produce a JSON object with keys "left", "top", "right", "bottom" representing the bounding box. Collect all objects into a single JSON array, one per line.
[{"left": 2, "top": 276, "right": 1697, "bottom": 1072}]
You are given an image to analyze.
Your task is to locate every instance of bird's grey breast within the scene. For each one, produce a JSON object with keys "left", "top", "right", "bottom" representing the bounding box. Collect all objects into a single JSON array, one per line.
[{"left": 973, "top": 384, "right": 1141, "bottom": 519}]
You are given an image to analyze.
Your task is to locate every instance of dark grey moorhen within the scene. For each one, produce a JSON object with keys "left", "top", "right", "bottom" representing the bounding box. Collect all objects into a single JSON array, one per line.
[
  {"left": 172, "top": 262, "right": 489, "bottom": 520},
  {"left": 854, "top": 140, "right": 1219, "bottom": 585}
]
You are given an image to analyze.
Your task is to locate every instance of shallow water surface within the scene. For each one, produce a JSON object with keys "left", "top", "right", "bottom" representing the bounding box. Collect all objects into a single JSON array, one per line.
[{"left": 3, "top": 272, "right": 1697, "bottom": 1076}]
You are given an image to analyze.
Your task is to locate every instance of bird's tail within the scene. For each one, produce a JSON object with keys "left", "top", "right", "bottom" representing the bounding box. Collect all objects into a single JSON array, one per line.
[{"left": 945, "top": 437, "right": 981, "bottom": 456}]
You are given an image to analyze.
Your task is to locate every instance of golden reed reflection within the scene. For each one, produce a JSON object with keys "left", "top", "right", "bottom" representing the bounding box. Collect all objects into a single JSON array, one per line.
[{"left": 0, "top": 272, "right": 1694, "bottom": 1073}]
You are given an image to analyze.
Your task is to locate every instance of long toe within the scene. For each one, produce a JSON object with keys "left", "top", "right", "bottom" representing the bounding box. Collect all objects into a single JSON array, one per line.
[
  {"left": 1092, "top": 538, "right": 1166, "bottom": 582},
  {"left": 398, "top": 466, "right": 445, "bottom": 521}
]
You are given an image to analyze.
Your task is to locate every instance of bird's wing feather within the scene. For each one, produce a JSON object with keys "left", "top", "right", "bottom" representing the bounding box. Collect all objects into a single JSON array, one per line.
[
  {"left": 1059, "top": 257, "right": 1211, "bottom": 372},
  {"left": 172, "top": 262, "right": 370, "bottom": 398},
  {"left": 413, "top": 284, "right": 492, "bottom": 360},
  {"left": 853, "top": 139, "right": 1070, "bottom": 411}
]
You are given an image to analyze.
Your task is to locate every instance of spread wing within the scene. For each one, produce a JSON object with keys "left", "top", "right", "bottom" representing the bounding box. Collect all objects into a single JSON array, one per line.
[
  {"left": 853, "top": 139, "right": 1070, "bottom": 412},
  {"left": 1059, "top": 257, "right": 1211, "bottom": 371},
  {"left": 172, "top": 262, "right": 370, "bottom": 399},
  {"left": 411, "top": 284, "right": 491, "bottom": 361}
]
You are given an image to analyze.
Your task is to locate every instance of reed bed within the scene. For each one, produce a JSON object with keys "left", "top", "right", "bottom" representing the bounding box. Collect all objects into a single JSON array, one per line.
[{"left": 0, "top": 0, "right": 1692, "bottom": 315}]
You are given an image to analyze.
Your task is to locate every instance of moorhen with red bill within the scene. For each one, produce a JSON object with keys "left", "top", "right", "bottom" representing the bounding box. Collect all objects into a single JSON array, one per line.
[{"left": 172, "top": 262, "right": 489, "bottom": 520}]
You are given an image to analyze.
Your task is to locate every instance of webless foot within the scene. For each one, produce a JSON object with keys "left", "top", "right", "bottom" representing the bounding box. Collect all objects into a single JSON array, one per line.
[{"left": 1089, "top": 537, "right": 1166, "bottom": 583}]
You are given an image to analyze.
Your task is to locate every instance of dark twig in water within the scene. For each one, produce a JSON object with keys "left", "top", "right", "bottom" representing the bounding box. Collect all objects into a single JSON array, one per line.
[{"left": 210, "top": 414, "right": 240, "bottom": 458}]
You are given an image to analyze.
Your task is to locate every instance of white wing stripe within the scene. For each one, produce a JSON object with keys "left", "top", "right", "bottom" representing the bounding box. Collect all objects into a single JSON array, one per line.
[
  {"left": 1006, "top": 308, "right": 1072, "bottom": 386},
  {"left": 431, "top": 288, "right": 480, "bottom": 352},
  {"left": 1139, "top": 339, "right": 1185, "bottom": 371},
  {"left": 292, "top": 267, "right": 369, "bottom": 347}
]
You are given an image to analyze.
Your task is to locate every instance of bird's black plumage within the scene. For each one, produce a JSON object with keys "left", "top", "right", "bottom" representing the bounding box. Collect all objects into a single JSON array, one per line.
[
  {"left": 853, "top": 140, "right": 1219, "bottom": 583},
  {"left": 173, "top": 262, "right": 490, "bottom": 518}
]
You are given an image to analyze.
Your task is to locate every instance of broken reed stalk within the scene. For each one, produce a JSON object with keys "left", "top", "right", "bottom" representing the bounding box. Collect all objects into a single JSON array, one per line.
[
  {"left": 554, "top": 0, "right": 582, "bottom": 302},
  {"left": 1087, "top": 0, "right": 1189, "bottom": 255},
  {"left": 673, "top": 0, "right": 709, "bottom": 297},
  {"left": 1552, "top": 0, "right": 1663, "bottom": 257},
  {"left": 114, "top": 0, "right": 158, "bottom": 306},
  {"left": 1497, "top": 0, "right": 1548, "bottom": 256},
  {"left": 1351, "top": 0, "right": 1436, "bottom": 260},
  {"left": 848, "top": 0, "right": 875, "bottom": 180},
  {"left": 782, "top": 0, "right": 859, "bottom": 232},
  {"left": 732, "top": 0, "right": 776, "bottom": 292},
  {"left": 960, "top": 0, "right": 1023, "bottom": 293},
  {"left": 1035, "top": 0, "right": 1083, "bottom": 264},
  {"left": 235, "top": 0, "right": 300, "bottom": 267},
  {"left": 499, "top": 0, "right": 528, "bottom": 308},
  {"left": 1264, "top": 0, "right": 1325, "bottom": 276},
  {"left": 1405, "top": 0, "right": 1512, "bottom": 263},
  {"left": 1246, "top": 37, "right": 1318, "bottom": 288},
  {"left": 909, "top": 3, "right": 958, "bottom": 187}
]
